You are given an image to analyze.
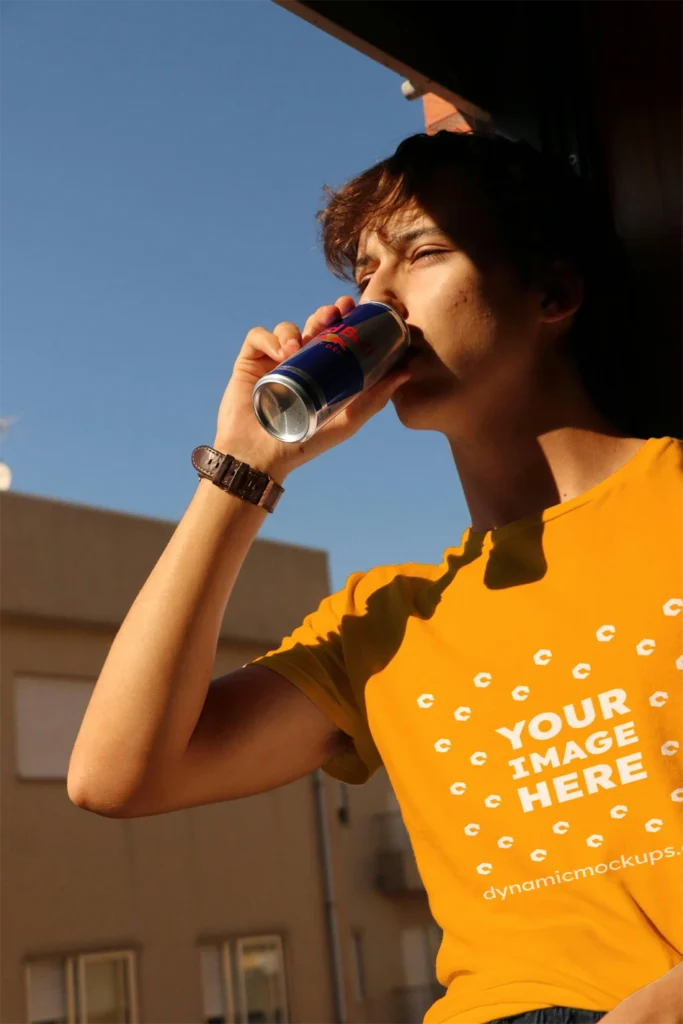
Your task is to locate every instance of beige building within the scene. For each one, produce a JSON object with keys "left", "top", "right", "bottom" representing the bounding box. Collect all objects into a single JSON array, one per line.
[{"left": 1, "top": 491, "right": 443, "bottom": 1024}]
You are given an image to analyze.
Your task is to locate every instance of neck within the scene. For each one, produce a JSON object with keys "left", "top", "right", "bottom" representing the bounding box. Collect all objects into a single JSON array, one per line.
[{"left": 446, "top": 356, "right": 646, "bottom": 533}]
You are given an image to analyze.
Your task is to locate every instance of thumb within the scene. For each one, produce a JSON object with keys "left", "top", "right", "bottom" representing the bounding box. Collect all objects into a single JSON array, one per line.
[{"left": 347, "top": 368, "right": 412, "bottom": 422}]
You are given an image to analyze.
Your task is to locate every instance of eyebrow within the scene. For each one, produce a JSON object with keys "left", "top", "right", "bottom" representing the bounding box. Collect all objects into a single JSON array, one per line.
[{"left": 354, "top": 226, "right": 447, "bottom": 272}]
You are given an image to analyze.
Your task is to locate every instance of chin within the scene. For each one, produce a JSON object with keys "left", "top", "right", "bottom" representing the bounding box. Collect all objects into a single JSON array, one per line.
[{"left": 391, "top": 378, "right": 458, "bottom": 432}]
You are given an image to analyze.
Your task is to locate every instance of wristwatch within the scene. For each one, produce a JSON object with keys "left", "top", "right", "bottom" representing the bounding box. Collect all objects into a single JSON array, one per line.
[{"left": 192, "top": 445, "right": 284, "bottom": 513}]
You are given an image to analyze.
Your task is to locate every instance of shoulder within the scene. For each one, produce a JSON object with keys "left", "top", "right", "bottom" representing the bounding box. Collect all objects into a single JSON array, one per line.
[{"left": 336, "top": 552, "right": 454, "bottom": 617}]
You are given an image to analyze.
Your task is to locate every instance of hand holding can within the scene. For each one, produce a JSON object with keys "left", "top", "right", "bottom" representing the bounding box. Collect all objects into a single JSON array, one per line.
[
  {"left": 253, "top": 301, "right": 411, "bottom": 443},
  {"left": 213, "top": 298, "right": 412, "bottom": 481}
]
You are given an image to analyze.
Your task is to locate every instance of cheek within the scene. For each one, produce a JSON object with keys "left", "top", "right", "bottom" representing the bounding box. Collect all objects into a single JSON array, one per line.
[
  {"left": 434, "top": 274, "right": 498, "bottom": 365},
  {"left": 476, "top": 265, "right": 536, "bottom": 333},
  {"left": 439, "top": 265, "right": 537, "bottom": 371}
]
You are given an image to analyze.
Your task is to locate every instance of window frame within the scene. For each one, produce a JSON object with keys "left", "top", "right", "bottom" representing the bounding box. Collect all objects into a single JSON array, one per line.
[
  {"left": 200, "top": 934, "right": 289, "bottom": 1024},
  {"left": 198, "top": 941, "right": 235, "bottom": 1024},
  {"left": 24, "top": 948, "right": 138, "bottom": 1024},
  {"left": 236, "top": 934, "right": 288, "bottom": 1024}
]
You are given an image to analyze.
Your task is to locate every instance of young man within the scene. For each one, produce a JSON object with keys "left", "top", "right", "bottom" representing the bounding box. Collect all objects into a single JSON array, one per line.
[{"left": 68, "top": 133, "right": 682, "bottom": 1024}]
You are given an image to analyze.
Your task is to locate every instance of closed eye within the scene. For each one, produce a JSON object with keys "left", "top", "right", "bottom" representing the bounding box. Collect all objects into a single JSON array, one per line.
[
  {"left": 412, "top": 248, "right": 450, "bottom": 265},
  {"left": 356, "top": 249, "right": 450, "bottom": 294}
]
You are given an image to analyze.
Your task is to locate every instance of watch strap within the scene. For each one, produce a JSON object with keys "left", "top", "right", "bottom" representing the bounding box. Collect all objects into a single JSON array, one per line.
[{"left": 192, "top": 445, "right": 284, "bottom": 513}]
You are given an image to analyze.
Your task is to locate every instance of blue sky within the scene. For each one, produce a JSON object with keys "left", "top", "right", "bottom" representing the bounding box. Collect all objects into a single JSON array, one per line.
[{"left": 2, "top": 0, "right": 470, "bottom": 592}]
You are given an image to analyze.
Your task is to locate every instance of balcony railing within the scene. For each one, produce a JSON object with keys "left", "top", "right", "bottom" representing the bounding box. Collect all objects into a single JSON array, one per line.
[{"left": 372, "top": 811, "right": 425, "bottom": 895}]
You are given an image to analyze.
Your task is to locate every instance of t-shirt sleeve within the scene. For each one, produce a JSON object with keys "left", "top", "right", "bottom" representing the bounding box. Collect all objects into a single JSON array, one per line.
[{"left": 245, "top": 570, "right": 381, "bottom": 784}]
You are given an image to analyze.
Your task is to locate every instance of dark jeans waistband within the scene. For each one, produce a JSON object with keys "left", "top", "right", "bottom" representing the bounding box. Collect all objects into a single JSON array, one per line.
[{"left": 484, "top": 1006, "right": 606, "bottom": 1024}]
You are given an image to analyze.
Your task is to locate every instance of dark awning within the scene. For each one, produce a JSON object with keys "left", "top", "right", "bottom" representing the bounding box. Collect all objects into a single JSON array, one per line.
[{"left": 273, "top": 1, "right": 576, "bottom": 151}]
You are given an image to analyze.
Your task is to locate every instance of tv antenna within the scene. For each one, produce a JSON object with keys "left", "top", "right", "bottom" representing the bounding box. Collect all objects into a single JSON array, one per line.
[{"left": 0, "top": 415, "right": 19, "bottom": 491}]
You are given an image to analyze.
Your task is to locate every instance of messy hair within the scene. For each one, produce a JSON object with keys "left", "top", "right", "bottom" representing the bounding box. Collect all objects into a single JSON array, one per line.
[{"left": 317, "top": 131, "right": 666, "bottom": 437}]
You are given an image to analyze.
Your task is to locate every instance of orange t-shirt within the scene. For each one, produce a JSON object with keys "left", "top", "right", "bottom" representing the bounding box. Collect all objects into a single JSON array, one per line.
[{"left": 249, "top": 436, "right": 683, "bottom": 1024}]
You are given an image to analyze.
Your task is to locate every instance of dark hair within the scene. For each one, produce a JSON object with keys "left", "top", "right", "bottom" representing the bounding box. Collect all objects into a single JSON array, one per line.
[{"left": 317, "top": 131, "right": 665, "bottom": 437}]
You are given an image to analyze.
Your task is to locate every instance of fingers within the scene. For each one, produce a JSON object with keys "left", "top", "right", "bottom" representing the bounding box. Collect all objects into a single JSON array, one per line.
[
  {"left": 335, "top": 295, "right": 356, "bottom": 317},
  {"left": 241, "top": 322, "right": 301, "bottom": 363},
  {"left": 349, "top": 368, "right": 412, "bottom": 421},
  {"left": 301, "top": 305, "right": 340, "bottom": 343},
  {"left": 242, "top": 297, "right": 357, "bottom": 365},
  {"left": 272, "top": 321, "right": 302, "bottom": 358},
  {"left": 242, "top": 326, "right": 283, "bottom": 362},
  {"left": 302, "top": 295, "right": 356, "bottom": 343},
  {"left": 315, "top": 368, "right": 411, "bottom": 448}
]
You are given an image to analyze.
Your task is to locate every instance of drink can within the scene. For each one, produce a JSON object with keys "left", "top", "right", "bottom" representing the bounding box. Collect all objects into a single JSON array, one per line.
[{"left": 252, "top": 301, "right": 410, "bottom": 443}]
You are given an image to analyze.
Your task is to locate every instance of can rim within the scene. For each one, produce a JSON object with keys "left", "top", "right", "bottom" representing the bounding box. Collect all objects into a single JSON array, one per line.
[{"left": 252, "top": 374, "right": 317, "bottom": 443}]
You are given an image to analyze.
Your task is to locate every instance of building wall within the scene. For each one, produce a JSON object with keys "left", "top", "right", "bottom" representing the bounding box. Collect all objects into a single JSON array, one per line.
[
  {"left": 335, "top": 775, "right": 443, "bottom": 1024},
  {"left": 0, "top": 490, "right": 331, "bottom": 649},
  {"left": 2, "top": 620, "right": 341, "bottom": 1023},
  {"left": 1, "top": 492, "right": 438, "bottom": 1024}
]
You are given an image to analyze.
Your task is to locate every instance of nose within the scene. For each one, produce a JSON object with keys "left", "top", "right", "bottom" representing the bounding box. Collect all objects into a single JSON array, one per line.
[{"left": 359, "top": 278, "right": 408, "bottom": 322}]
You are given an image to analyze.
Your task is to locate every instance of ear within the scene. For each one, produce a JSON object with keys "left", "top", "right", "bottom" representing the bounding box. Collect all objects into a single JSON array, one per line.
[{"left": 539, "top": 261, "right": 583, "bottom": 324}]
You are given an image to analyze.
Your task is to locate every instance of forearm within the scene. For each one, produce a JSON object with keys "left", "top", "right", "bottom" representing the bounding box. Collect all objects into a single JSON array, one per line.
[
  {"left": 68, "top": 474, "right": 280, "bottom": 813},
  {"left": 597, "top": 960, "right": 683, "bottom": 1023},
  {"left": 67, "top": 297, "right": 376, "bottom": 815}
]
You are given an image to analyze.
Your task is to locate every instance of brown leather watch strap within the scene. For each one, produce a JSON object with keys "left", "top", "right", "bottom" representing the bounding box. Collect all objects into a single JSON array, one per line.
[{"left": 191, "top": 446, "right": 284, "bottom": 513}]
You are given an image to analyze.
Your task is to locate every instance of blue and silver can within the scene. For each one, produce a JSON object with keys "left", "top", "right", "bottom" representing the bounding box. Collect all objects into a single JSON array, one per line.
[{"left": 252, "top": 301, "right": 410, "bottom": 443}]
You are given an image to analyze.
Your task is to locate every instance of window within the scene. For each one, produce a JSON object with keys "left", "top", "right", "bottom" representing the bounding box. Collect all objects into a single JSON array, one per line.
[
  {"left": 14, "top": 676, "right": 95, "bottom": 779},
  {"left": 199, "top": 945, "right": 233, "bottom": 1024},
  {"left": 200, "top": 936, "right": 288, "bottom": 1024},
  {"left": 26, "top": 951, "right": 137, "bottom": 1024},
  {"left": 237, "top": 937, "right": 288, "bottom": 1024},
  {"left": 25, "top": 959, "right": 68, "bottom": 1024},
  {"left": 350, "top": 930, "right": 366, "bottom": 1002}
]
